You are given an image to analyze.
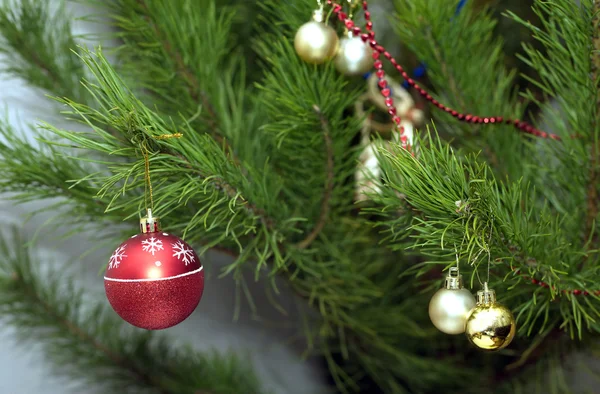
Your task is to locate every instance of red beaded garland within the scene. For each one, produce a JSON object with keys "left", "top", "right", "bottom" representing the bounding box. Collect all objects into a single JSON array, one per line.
[{"left": 326, "top": 0, "right": 562, "bottom": 142}]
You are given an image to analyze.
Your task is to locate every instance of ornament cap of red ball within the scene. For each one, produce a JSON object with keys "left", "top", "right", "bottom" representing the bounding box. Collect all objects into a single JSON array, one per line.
[{"left": 104, "top": 209, "right": 204, "bottom": 330}]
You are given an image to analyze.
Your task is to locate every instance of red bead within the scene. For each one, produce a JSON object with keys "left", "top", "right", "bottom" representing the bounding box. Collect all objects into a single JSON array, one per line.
[
  {"left": 484, "top": 118, "right": 490, "bottom": 123},
  {"left": 333, "top": 4, "right": 342, "bottom": 12},
  {"left": 369, "top": 31, "right": 375, "bottom": 38},
  {"left": 400, "top": 135, "right": 408, "bottom": 142},
  {"left": 345, "top": 20, "right": 354, "bottom": 29},
  {"left": 384, "top": 51, "right": 391, "bottom": 59},
  {"left": 465, "top": 115, "right": 473, "bottom": 122},
  {"left": 364, "top": 11, "right": 371, "bottom": 19},
  {"left": 381, "top": 88, "right": 391, "bottom": 97},
  {"left": 352, "top": 27, "right": 361, "bottom": 36},
  {"left": 573, "top": 289, "right": 582, "bottom": 295},
  {"left": 378, "top": 79, "right": 387, "bottom": 88},
  {"left": 369, "top": 40, "right": 377, "bottom": 48},
  {"left": 366, "top": 21, "right": 373, "bottom": 30},
  {"left": 374, "top": 60, "right": 383, "bottom": 69},
  {"left": 431, "top": 99, "right": 439, "bottom": 106},
  {"left": 372, "top": 51, "right": 380, "bottom": 59},
  {"left": 105, "top": 231, "right": 204, "bottom": 330},
  {"left": 376, "top": 70, "right": 384, "bottom": 78},
  {"left": 458, "top": 114, "right": 465, "bottom": 120},
  {"left": 375, "top": 45, "right": 384, "bottom": 53},
  {"left": 496, "top": 117, "right": 503, "bottom": 122},
  {"left": 338, "top": 11, "right": 347, "bottom": 21},
  {"left": 451, "top": 110, "right": 458, "bottom": 117},
  {"left": 384, "top": 97, "right": 394, "bottom": 106},
  {"left": 388, "top": 107, "right": 397, "bottom": 115},
  {"left": 531, "top": 278, "right": 538, "bottom": 284},
  {"left": 392, "top": 116, "right": 401, "bottom": 124},
  {"left": 360, "top": 34, "right": 369, "bottom": 42}
]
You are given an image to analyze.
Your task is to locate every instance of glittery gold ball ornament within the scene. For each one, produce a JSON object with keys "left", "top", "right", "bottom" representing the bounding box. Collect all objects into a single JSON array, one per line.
[
  {"left": 294, "top": 9, "right": 339, "bottom": 65},
  {"left": 334, "top": 34, "right": 374, "bottom": 76},
  {"left": 428, "top": 267, "right": 476, "bottom": 335},
  {"left": 465, "top": 284, "right": 516, "bottom": 351}
]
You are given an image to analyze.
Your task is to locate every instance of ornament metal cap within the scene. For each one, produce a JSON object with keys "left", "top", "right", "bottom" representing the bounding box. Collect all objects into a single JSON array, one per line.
[
  {"left": 312, "top": 7, "right": 325, "bottom": 22},
  {"left": 476, "top": 282, "right": 496, "bottom": 305},
  {"left": 444, "top": 267, "right": 463, "bottom": 290},
  {"left": 140, "top": 209, "right": 160, "bottom": 233}
]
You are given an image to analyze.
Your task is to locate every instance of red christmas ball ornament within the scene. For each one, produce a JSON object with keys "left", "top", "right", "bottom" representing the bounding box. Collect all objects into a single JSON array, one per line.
[{"left": 104, "top": 209, "right": 204, "bottom": 330}]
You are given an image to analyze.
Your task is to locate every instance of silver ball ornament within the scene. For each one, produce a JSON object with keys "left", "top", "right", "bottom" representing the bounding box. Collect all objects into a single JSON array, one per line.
[
  {"left": 294, "top": 21, "right": 339, "bottom": 64},
  {"left": 334, "top": 35, "right": 374, "bottom": 76},
  {"left": 428, "top": 267, "right": 476, "bottom": 335}
]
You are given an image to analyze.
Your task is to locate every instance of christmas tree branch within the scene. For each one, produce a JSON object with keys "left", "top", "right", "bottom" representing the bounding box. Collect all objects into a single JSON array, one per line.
[
  {"left": 0, "top": 0, "right": 87, "bottom": 102},
  {"left": 133, "top": 0, "right": 225, "bottom": 147},
  {"left": 392, "top": 0, "right": 526, "bottom": 180},
  {"left": 584, "top": 0, "right": 600, "bottom": 252},
  {"left": 295, "top": 105, "right": 334, "bottom": 250},
  {"left": 0, "top": 228, "right": 264, "bottom": 394}
]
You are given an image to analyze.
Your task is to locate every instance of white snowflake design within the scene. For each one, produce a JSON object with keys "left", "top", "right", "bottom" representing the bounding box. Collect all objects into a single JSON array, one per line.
[
  {"left": 109, "top": 245, "right": 127, "bottom": 269},
  {"left": 141, "top": 236, "right": 164, "bottom": 255},
  {"left": 171, "top": 241, "right": 195, "bottom": 265}
]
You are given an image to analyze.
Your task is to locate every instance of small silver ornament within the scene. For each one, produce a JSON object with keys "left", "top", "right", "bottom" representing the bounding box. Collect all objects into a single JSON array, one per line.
[
  {"left": 428, "top": 267, "right": 476, "bottom": 335},
  {"left": 334, "top": 34, "right": 373, "bottom": 76}
]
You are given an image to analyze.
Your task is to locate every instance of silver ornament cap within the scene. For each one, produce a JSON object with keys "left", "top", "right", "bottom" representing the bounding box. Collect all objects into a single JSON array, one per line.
[{"left": 428, "top": 267, "right": 476, "bottom": 335}]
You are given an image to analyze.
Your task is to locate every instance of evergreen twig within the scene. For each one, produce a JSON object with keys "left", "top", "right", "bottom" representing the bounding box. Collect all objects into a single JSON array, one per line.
[
  {"left": 585, "top": 0, "right": 600, "bottom": 252},
  {"left": 295, "top": 105, "right": 334, "bottom": 249}
]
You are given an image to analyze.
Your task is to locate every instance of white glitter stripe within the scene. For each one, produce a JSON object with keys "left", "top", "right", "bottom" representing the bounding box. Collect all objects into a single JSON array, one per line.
[{"left": 104, "top": 266, "right": 203, "bottom": 282}]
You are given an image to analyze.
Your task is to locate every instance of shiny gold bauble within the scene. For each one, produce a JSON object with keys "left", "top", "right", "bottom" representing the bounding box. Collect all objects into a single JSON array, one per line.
[
  {"left": 334, "top": 35, "right": 374, "bottom": 76},
  {"left": 294, "top": 21, "right": 339, "bottom": 64},
  {"left": 428, "top": 267, "right": 476, "bottom": 335},
  {"left": 465, "top": 287, "right": 516, "bottom": 351}
]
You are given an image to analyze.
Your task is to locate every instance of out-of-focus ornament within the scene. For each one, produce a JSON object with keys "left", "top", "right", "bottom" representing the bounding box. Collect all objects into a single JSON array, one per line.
[
  {"left": 334, "top": 32, "right": 373, "bottom": 75},
  {"left": 465, "top": 283, "right": 516, "bottom": 351},
  {"left": 428, "top": 267, "right": 476, "bottom": 335},
  {"left": 294, "top": 7, "right": 339, "bottom": 64},
  {"left": 104, "top": 209, "right": 204, "bottom": 330},
  {"left": 354, "top": 73, "right": 425, "bottom": 201}
]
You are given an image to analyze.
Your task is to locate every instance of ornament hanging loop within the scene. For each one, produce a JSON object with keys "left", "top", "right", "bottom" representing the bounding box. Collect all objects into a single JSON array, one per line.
[
  {"left": 444, "top": 266, "right": 462, "bottom": 290},
  {"left": 140, "top": 208, "right": 160, "bottom": 233},
  {"left": 476, "top": 282, "right": 496, "bottom": 305}
]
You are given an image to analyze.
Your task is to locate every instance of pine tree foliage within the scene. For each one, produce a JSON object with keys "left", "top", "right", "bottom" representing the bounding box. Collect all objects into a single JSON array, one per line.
[
  {"left": 0, "top": 228, "right": 265, "bottom": 394},
  {"left": 1, "top": 0, "right": 600, "bottom": 393}
]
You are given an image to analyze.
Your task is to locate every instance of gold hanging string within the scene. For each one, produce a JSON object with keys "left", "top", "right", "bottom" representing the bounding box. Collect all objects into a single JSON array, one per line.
[
  {"left": 347, "top": 0, "right": 360, "bottom": 19},
  {"left": 141, "top": 140, "right": 154, "bottom": 212},
  {"left": 140, "top": 132, "right": 183, "bottom": 213}
]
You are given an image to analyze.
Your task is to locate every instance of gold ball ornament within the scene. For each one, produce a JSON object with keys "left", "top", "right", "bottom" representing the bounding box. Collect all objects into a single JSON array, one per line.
[
  {"left": 294, "top": 10, "right": 339, "bottom": 65},
  {"left": 465, "top": 285, "right": 516, "bottom": 351},
  {"left": 334, "top": 34, "right": 374, "bottom": 76},
  {"left": 428, "top": 267, "right": 476, "bottom": 335}
]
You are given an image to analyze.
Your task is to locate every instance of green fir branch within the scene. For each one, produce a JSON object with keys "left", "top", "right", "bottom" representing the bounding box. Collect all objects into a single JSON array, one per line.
[
  {"left": 392, "top": 0, "right": 528, "bottom": 180},
  {"left": 0, "top": 0, "right": 87, "bottom": 101},
  {"left": 0, "top": 228, "right": 265, "bottom": 394},
  {"left": 507, "top": 0, "right": 600, "bottom": 254}
]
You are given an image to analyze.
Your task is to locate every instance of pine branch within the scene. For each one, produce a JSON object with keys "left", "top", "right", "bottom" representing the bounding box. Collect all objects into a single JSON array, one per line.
[
  {"left": 0, "top": 0, "right": 86, "bottom": 101},
  {"left": 585, "top": 0, "right": 600, "bottom": 252},
  {"left": 133, "top": 0, "right": 221, "bottom": 139},
  {"left": 295, "top": 105, "right": 334, "bottom": 250},
  {"left": 0, "top": 228, "right": 265, "bottom": 394}
]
